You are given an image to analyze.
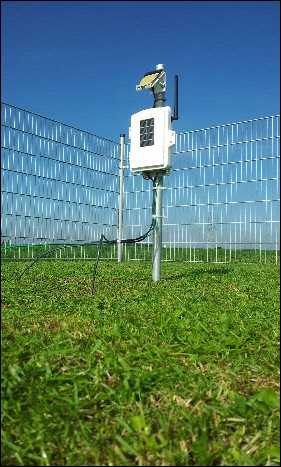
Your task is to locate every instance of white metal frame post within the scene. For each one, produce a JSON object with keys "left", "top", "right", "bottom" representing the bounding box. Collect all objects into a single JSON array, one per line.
[{"left": 118, "top": 134, "right": 125, "bottom": 262}]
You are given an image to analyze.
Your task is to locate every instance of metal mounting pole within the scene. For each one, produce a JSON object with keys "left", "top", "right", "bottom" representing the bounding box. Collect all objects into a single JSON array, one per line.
[
  {"left": 118, "top": 134, "right": 125, "bottom": 262},
  {"left": 152, "top": 171, "right": 164, "bottom": 281},
  {"left": 152, "top": 64, "right": 165, "bottom": 282}
]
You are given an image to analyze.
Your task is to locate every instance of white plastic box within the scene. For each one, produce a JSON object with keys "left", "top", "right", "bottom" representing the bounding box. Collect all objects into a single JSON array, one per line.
[{"left": 129, "top": 106, "right": 175, "bottom": 173}]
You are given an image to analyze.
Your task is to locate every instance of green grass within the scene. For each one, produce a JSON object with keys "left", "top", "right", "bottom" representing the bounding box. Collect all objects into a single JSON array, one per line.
[
  {"left": 1, "top": 260, "right": 280, "bottom": 466},
  {"left": 2, "top": 243, "right": 280, "bottom": 264}
]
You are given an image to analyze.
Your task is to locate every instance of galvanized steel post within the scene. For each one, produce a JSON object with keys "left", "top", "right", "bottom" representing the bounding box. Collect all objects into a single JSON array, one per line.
[
  {"left": 152, "top": 171, "right": 164, "bottom": 281},
  {"left": 118, "top": 134, "right": 125, "bottom": 262},
  {"left": 152, "top": 64, "right": 165, "bottom": 281}
]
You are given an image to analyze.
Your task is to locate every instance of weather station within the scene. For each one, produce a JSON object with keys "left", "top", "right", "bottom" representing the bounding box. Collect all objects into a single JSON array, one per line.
[
  {"left": 13, "top": 63, "right": 179, "bottom": 295},
  {"left": 129, "top": 63, "right": 179, "bottom": 281}
]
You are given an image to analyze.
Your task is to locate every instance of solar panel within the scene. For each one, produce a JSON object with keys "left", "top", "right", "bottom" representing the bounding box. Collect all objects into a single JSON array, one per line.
[
  {"left": 140, "top": 118, "right": 154, "bottom": 147},
  {"left": 136, "top": 71, "right": 161, "bottom": 90}
]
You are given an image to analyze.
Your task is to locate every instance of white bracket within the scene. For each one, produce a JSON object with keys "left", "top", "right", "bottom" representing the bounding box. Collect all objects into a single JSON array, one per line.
[{"left": 169, "top": 130, "right": 176, "bottom": 146}]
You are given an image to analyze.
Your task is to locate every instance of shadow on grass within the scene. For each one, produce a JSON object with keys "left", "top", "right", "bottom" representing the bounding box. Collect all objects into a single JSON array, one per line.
[{"left": 162, "top": 267, "right": 231, "bottom": 281}]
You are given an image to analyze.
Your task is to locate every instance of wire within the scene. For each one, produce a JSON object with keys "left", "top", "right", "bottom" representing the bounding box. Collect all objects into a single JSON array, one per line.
[
  {"left": 14, "top": 239, "right": 115, "bottom": 281},
  {"left": 90, "top": 175, "right": 159, "bottom": 294},
  {"left": 90, "top": 235, "right": 105, "bottom": 296},
  {"left": 13, "top": 174, "right": 160, "bottom": 295},
  {"left": 16, "top": 244, "right": 75, "bottom": 280},
  {"left": 1, "top": 242, "right": 84, "bottom": 250}
]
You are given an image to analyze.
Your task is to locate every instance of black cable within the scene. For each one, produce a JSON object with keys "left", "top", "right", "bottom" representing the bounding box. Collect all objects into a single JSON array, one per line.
[
  {"left": 17, "top": 175, "right": 159, "bottom": 296},
  {"left": 90, "top": 178, "right": 157, "bottom": 294},
  {"left": 91, "top": 175, "right": 159, "bottom": 295},
  {"left": 90, "top": 235, "right": 105, "bottom": 295},
  {"left": 17, "top": 244, "right": 72, "bottom": 280},
  {"left": 16, "top": 242, "right": 101, "bottom": 280},
  {"left": 142, "top": 171, "right": 154, "bottom": 181}
]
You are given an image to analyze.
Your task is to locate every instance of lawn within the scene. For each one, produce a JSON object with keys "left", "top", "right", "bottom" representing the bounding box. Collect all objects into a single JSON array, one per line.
[
  {"left": 1, "top": 260, "right": 280, "bottom": 466},
  {"left": 1, "top": 243, "right": 280, "bottom": 264}
]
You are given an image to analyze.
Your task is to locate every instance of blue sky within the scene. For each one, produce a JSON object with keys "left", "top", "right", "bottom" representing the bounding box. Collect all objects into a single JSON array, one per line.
[
  {"left": 1, "top": 0, "right": 280, "bottom": 141},
  {"left": 1, "top": 1, "right": 280, "bottom": 251}
]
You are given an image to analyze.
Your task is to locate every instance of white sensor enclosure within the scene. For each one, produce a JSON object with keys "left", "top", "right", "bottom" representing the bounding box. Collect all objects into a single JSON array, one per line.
[{"left": 129, "top": 106, "right": 175, "bottom": 173}]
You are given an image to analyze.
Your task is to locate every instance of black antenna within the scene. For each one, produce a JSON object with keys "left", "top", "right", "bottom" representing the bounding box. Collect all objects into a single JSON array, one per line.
[{"left": 172, "top": 75, "right": 179, "bottom": 121}]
